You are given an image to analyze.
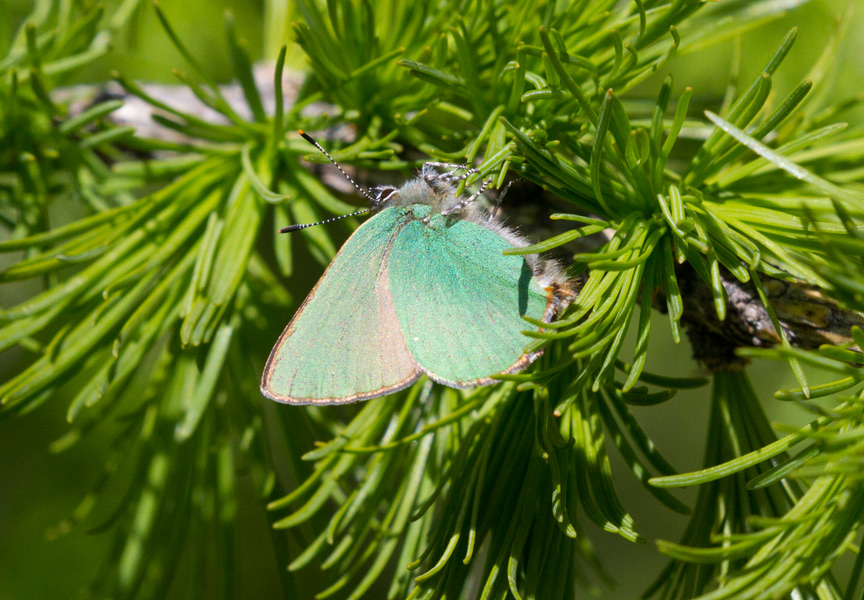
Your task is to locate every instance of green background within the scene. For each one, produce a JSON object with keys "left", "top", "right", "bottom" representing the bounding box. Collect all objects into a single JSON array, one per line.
[{"left": 0, "top": 1, "right": 861, "bottom": 598}]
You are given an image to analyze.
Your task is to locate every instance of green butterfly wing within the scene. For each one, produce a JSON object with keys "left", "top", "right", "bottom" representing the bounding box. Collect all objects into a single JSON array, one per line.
[
  {"left": 261, "top": 208, "right": 422, "bottom": 404},
  {"left": 388, "top": 215, "right": 549, "bottom": 386}
]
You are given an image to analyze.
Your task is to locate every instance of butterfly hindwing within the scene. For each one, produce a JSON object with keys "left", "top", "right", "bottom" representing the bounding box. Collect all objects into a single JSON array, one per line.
[
  {"left": 261, "top": 208, "right": 421, "bottom": 404},
  {"left": 388, "top": 213, "right": 549, "bottom": 386}
]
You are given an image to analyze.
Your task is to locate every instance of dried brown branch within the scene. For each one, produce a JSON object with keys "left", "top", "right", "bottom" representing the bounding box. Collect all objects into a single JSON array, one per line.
[{"left": 672, "top": 265, "right": 864, "bottom": 371}]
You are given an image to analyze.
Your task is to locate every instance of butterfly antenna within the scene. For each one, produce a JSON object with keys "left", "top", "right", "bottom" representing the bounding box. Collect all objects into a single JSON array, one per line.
[
  {"left": 298, "top": 130, "right": 378, "bottom": 203},
  {"left": 279, "top": 207, "right": 372, "bottom": 233},
  {"left": 280, "top": 130, "right": 378, "bottom": 233}
]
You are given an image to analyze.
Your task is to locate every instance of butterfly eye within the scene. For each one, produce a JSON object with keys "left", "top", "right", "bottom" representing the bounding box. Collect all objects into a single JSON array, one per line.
[{"left": 372, "top": 186, "right": 398, "bottom": 206}]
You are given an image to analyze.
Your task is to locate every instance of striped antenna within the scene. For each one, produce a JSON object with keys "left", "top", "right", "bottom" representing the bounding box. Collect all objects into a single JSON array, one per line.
[
  {"left": 280, "top": 130, "right": 377, "bottom": 234},
  {"left": 298, "top": 130, "right": 378, "bottom": 203},
  {"left": 280, "top": 207, "right": 372, "bottom": 233}
]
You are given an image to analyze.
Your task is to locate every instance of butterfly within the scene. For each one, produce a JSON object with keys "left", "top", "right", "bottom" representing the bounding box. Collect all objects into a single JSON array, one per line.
[{"left": 261, "top": 131, "right": 575, "bottom": 404}]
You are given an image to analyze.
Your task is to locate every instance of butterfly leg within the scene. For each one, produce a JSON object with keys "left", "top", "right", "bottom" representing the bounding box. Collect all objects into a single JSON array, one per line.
[
  {"left": 423, "top": 162, "right": 469, "bottom": 170},
  {"left": 489, "top": 178, "right": 518, "bottom": 220},
  {"left": 441, "top": 177, "right": 493, "bottom": 217},
  {"left": 422, "top": 162, "right": 479, "bottom": 184}
]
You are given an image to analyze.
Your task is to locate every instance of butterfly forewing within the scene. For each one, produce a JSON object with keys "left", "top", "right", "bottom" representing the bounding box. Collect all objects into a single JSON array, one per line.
[{"left": 261, "top": 208, "right": 421, "bottom": 404}]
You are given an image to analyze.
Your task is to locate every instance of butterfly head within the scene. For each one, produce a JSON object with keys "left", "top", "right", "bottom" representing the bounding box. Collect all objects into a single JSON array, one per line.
[
  {"left": 370, "top": 185, "right": 399, "bottom": 210},
  {"left": 289, "top": 131, "right": 494, "bottom": 231}
]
